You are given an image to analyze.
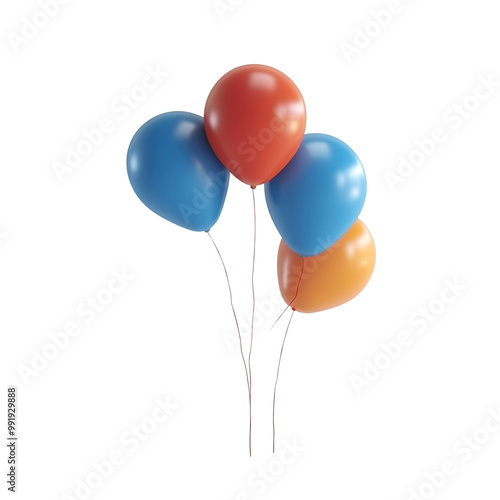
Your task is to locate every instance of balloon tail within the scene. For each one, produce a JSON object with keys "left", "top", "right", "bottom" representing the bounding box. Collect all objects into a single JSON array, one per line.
[
  {"left": 207, "top": 231, "right": 252, "bottom": 456},
  {"left": 272, "top": 310, "right": 295, "bottom": 453}
]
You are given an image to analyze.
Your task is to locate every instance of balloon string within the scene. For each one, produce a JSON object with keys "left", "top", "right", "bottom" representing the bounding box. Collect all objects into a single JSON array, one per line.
[
  {"left": 248, "top": 187, "right": 257, "bottom": 456},
  {"left": 271, "top": 257, "right": 304, "bottom": 452},
  {"left": 272, "top": 309, "right": 295, "bottom": 453},
  {"left": 206, "top": 231, "right": 252, "bottom": 456},
  {"left": 271, "top": 258, "right": 305, "bottom": 330}
]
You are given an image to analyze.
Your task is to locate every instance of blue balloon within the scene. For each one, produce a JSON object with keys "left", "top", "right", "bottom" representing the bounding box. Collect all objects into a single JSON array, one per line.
[
  {"left": 127, "top": 112, "right": 229, "bottom": 232},
  {"left": 265, "top": 134, "right": 367, "bottom": 257}
]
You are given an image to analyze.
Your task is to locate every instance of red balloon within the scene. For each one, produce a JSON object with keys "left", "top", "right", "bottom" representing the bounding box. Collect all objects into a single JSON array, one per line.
[{"left": 204, "top": 65, "right": 307, "bottom": 187}]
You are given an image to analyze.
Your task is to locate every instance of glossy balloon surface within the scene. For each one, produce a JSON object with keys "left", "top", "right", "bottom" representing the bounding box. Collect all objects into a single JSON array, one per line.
[
  {"left": 127, "top": 112, "right": 229, "bottom": 232},
  {"left": 266, "top": 133, "right": 367, "bottom": 256},
  {"left": 204, "top": 64, "right": 306, "bottom": 187},
  {"left": 278, "top": 220, "right": 375, "bottom": 313}
]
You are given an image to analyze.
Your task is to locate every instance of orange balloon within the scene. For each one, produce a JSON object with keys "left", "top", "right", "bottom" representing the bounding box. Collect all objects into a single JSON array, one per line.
[
  {"left": 204, "top": 64, "right": 306, "bottom": 187},
  {"left": 278, "top": 220, "right": 376, "bottom": 313}
]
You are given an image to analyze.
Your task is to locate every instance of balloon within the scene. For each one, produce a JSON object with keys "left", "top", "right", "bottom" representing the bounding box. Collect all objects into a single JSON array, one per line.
[
  {"left": 204, "top": 64, "right": 307, "bottom": 187},
  {"left": 265, "top": 133, "right": 367, "bottom": 257},
  {"left": 277, "top": 220, "right": 375, "bottom": 313},
  {"left": 127, "top": 112, "right": 229, "bottom": 232}
]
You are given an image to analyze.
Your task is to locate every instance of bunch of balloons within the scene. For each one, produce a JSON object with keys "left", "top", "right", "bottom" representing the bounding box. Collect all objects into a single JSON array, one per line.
[{"left": 127, "top": 64, "right": 375, "bottom": 453}]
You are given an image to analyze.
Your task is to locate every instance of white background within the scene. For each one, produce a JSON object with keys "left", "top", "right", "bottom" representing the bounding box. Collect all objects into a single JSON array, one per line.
[{"left": 1, "top": 0, "right": 500, "bottom": 499}]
